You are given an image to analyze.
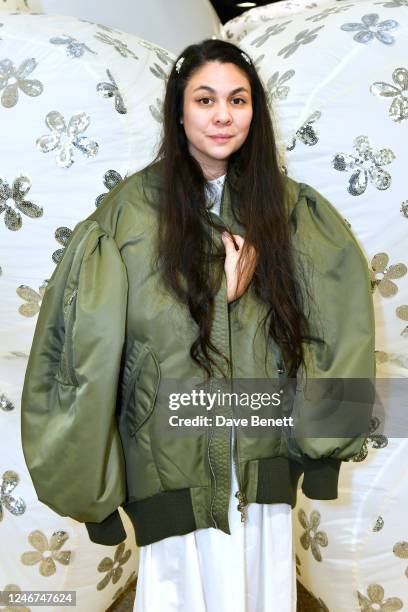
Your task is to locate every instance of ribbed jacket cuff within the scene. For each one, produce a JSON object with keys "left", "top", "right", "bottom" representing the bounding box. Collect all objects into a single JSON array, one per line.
[
  {"left": 301, "top": 457, "right": 341, "bottom": 500},
  {"left": 85, "top": 509, "right": 126, "bottom": 546}
]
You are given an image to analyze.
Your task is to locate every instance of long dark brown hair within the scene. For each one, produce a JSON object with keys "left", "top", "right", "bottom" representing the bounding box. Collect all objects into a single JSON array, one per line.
[{"left": 146, "top": 39, "right": 316, "bottom": 379}]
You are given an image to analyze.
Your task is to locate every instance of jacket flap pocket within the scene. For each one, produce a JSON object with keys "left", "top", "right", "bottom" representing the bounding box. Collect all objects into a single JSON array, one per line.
[{"left": 124, "top": 341, "right": 160, "bottom": 436}]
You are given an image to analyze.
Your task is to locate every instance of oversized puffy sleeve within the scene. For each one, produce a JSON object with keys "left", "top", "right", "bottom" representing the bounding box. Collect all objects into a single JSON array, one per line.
[
  {"left": 21, "top": 219, "right": 128, "bottom": 545},
  {"left": 287, "top": 182, "right": 376, "bottom": 500}
]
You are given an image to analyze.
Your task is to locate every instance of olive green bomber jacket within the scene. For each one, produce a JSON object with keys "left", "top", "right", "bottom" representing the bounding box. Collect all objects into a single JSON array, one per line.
[{"left": 21, "top": 161, "right": 375, "bottom": 547}]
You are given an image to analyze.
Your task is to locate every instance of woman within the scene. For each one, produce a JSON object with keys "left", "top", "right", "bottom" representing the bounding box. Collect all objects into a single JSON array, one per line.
[{"left": 21, "top": 40, "right": 375, "bottom": 612}]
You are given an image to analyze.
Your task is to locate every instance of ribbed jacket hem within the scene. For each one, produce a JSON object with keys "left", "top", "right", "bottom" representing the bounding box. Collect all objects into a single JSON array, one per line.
[
  {"left": 256, "top": 456, "right": 304, "bottom": 508},
  {"left": 123, "top": 488, "right": 197, "bottom": 547}
]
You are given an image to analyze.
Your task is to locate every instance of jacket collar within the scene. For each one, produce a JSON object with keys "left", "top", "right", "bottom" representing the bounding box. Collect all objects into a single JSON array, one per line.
[{"left": 145, "top": 158, "right": 301, "bottom": 226}]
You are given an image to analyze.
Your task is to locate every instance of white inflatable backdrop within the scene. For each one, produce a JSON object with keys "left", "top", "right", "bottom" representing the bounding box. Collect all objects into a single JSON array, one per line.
[
  {"left": 4, "top": 0, "right": 222, "bottom": 55},
  {"left": 0, "top": 1, "right": 407, "bottom": 611},
  {"left": 0, "top": 11, "right": 175, "bottom": 612},
  {"left": 222, "top": 0, "right": 408, "bottom": 610}
]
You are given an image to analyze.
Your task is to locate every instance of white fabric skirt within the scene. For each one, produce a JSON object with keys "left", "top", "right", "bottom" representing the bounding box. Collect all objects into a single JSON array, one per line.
[{"left": 134, "top": 429, "right": 297, "bottom": 612}]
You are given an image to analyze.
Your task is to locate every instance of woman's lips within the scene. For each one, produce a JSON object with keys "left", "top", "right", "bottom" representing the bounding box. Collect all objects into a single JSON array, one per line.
[{"left": 208, "top": 135, "right": 233, "bottom": 144}]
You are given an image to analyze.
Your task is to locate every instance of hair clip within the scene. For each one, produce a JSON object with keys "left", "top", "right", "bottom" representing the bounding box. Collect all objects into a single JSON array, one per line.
[
  {"left": 175, "top": 56, "right": 185, "bottom": 74},
  {"left": 240, "top": 51, "right": 252, "bottom": 65}
]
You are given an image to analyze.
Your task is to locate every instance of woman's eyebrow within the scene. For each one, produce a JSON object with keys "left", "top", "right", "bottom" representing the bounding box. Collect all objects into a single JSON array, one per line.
[{"left": 192, "top": 85, "right": 249, "bottom": 95}]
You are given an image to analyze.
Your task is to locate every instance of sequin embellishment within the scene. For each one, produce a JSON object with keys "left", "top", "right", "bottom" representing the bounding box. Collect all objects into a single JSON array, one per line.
[
  {"left": 0, "top": 58, "right": 44, "bottom": 108},
  {"left": 97, "top": 69, "right": 127, "bottom": 114},
  {"left": 0, "top": 175, "right": 43, "bottom": 231},
  {"left": 0, "top": 471, "right": 26, "bottom": 520},
  {"left": 36, "top": 111, "right": 99, "bottom": 168}
]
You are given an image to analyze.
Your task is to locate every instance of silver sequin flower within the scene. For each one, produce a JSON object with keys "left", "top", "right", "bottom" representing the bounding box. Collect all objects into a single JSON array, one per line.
[
  {"left": 357, "top": 584, "right": 403, "bottom": 612},
  {"left": 52, "top": 226, "right": 72, "bottom": 264},
  {"left": 250, "top": 21, "right": 292, "bottom": 48},
  {"left": 0, "top": 58, "right": 44, "bottom": 108},
  {"left": 95, "top": 170, "right": 124, "bottom": 207},
  {"left": 0, "top": 175, "right": 43, "bottom": 231},
  {"left": 340, "top": 13, "right": 398, "bottom": 45},
  {"left": 351, "top": 416, "right": 388, "bottom": 462},
  {"left": 49, "top": 34, "right": 97, "bottom": 58},
  {"left": 401, "top": 201, "right": 408, "bottom": 218},
  {"left": 149, "top": 97, "right": 164, "bottom": 124},
  {"left": 287, "top": 110, "right": 321, "bottom": 150},
  {"left": 370, "top": 67, "right": 408, "bottom": 123},
  {"left": 369, "top": 252, "right": 407, "bottom": 297},
  {"left": 137, "top": 39, "right": 173, "bottom": 66},
  {"left": 278, "top": 26, "right": 325, "bottom": 58},
  {"left": 36, "top": 111, "right": 99, "bottom": 168},
  {"left": 21, "top": 530, "right": 71, "bottom": 577},
  {"left": 0, "top": 471, "right": 26, "bottom": 521},
  {"left": 265, "top": 69, "right": 295, "bottom": 108},
  {"left": 0, "top": 393, "right": 14, "bottom": 411},
  {"left": 17, "top": 281, "right": 48, "bottom": 317},
  {"left": 97, "top": 69, "right": 127, "bottom": 114},
  {"left": 96, "top": 542, "right": 132, "bottom": 591},
  {"left": 94, "top": 32, "right": 138, "bottom": 59},
  {"left": 332, "top": 135, "right": 395, "bottom": 195},
  {"left": 298, "top": 508, "right": 328, "bottom": 562},
  {"left": 305, "top": 5, "right": 353, "bottom": 22}
]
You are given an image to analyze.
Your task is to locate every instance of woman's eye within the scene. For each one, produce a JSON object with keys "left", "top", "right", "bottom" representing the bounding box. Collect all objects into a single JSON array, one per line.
[
  {"left": 199, "top": 97, "right": 212, "bottom": 105},
  {"left": 232, "top": 98, "right": 245, "bottom": 105}
]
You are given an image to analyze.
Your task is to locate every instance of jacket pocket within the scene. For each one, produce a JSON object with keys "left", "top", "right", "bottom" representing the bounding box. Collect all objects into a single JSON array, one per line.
[
  {"left": 55, "top": 288, "right": 79, "bottom": 387},
  {"left": 122, "top": 340, "right": 160, "bottom": 437}
]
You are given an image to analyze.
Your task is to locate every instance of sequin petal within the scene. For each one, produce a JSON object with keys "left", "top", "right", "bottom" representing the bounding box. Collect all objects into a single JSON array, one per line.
[
  {"left": 57, "top": 143, "right": 75, "bottom": 168},
  {"left": 5, "top": 208, "right": 22, "bottom": 231},
  {"left": 2, "top": 494, "right": 26, "bottom": 516},
  {"left": 362, "top": 13, "right": 379, "bottom": 27},
  {"left": 16, "top": 58, "right": 37, "bottom": 79},
  {"left": 49, "top": 530, "right": 69, "bottom": 551},
  {"left": 12, "top": 175, "right": 31, "bottom": 199},
  {"left": 40, "top": 557, "right": 56, "bottom": 577},
  {"left": 29, "top": 530, "right": 48, "bottom": 552},
  {"left": 375, "top": 30, "right": 395, "bottom": 45},
  {"left": 16, "top": 285, "right": 40, "bottom": 302},
  {"left": 372, "top": 252, "right": 388, "bottom": 272},
  {"left": 67, "top": 112, "right": 90, "bottom": 137},
  {"left": 1, "top": 470, "right": 19, "bottom": 494},
  {"left": 21, "top": 551, "right": 42, "bottom": 565},
  {"left": 115, "top": 94, "right": 127, "bottom": 114},
  {"left": 332, "top": 153, "right": 357, "bottom": 171},
  {"left": 379, "top": 279, "right": 397, "bottom": 297},
  {"left": 369, "top": 166, "right": 392, "bottom": 190},
  {"left": 96, "top": 82, "right": 116, "bottom": 98},
  {"left": 98, "top": 557, "right": 114, "bottom": 572},
  {"left": 97, "top": 572, "right": 112, "bottom": 591},
  {"left": 389, "top": 96, "right": 408, "bottom": 122},
  {"left": 36, "top": 133, "right": 60, "bottom": 153},
  {"left": 18, "top": 78, "right": 43, "bottom": 97},
  {"left": 393, "top": 67, "right": 408, "bottom": 89},
  {"left": 104, "top": 170, "right": 122, "bottom": 190},
  {"left": 15, "top": 200, "right": 43, "bottom": 218},
  {"left": 348, "top": 168, "right": 368, "bottom": 195},
  {"left": 53, "top": 550, "right": 71, "bottom": 565},
  {"left": 354, "top": 30, "right": 374, "bottom": 44},
  {"left": 46, "top": 111, "right": 66, "bottom": 134},
  {"left": 300, "top": 531, "right": 311, "bottom": 550},
  {"left": 73, "top": 136, "right": 98, "bottom": 157},
  {"left": 2, "top": 84, "right": 18, "bottom": 108}
]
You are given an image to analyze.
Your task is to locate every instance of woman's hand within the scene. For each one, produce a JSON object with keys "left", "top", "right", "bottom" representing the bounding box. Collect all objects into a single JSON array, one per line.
[{"left": 221, "top": 232, "right": 258, "bottom": 304}]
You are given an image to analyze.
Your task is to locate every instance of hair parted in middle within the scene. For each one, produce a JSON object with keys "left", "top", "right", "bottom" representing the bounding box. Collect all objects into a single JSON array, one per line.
[{"left": 144, "top": 38, "right": 319, "bottom": 380}]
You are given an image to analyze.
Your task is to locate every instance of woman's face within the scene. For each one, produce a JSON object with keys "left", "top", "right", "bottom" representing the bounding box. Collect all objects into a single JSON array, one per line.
[{"left": 181, "top": 61, "right": 253, "bottom": 179}]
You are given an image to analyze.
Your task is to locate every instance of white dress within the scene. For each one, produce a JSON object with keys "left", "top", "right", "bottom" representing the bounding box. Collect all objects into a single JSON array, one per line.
[{"left": 134, "top": 175, "right": 297, "bottom": 612}]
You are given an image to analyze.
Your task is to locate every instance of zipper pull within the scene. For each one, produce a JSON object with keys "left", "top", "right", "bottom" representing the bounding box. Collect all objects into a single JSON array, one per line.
[
  {"left": 235, "top": 490, "right": 248, "bottom": 523},
  {"left": 66, "top": 288, "right": 78, "bottom": 306}
]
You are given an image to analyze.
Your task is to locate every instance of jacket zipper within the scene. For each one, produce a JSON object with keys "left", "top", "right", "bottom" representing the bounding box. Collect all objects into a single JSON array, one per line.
[
  {"left": 207, "top": 378, "right": 218, "bottom": 528},
  {"left": 64, "top": 289, "right": 78, "bottom": 386}
]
